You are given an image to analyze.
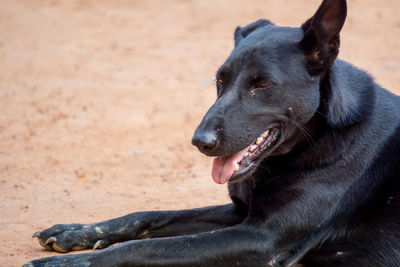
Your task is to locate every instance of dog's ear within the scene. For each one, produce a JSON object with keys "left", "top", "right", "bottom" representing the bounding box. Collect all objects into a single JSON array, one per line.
[
  {"left": 300, "top": 0, "right": 347, "bottom": 75},
  {"left": 234, "top": 19, "right": 273, "bottom": 47}
]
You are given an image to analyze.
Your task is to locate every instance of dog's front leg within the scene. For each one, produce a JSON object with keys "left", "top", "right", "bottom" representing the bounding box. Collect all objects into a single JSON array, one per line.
[
  {"left": 26, "top": 224, "right": 273, "bottom": 267},
  {"left": 32, "top": 204, "right": 243, "bottom": 253}
]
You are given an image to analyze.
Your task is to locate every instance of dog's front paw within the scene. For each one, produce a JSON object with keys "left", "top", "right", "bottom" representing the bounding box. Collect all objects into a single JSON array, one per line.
[
  {"left": 33, "top": 223, "right": 110, "bottom": 253},
  {"left": 23, "top": 253, "right": 93, "bottom": 267}
]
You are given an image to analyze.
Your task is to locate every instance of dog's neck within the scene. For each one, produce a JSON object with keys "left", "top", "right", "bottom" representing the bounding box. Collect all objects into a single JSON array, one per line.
[
  {"left": 319, "top": 59, "right": 375, "bottom": 129},
  {"left": 264, "top": 59, "right": 376, "bottom": 174}
]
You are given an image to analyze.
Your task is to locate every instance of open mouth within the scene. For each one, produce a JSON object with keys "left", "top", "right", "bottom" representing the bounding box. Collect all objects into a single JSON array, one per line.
[{"left": 211, "top": 124, "right": 282, "bottom": 184}]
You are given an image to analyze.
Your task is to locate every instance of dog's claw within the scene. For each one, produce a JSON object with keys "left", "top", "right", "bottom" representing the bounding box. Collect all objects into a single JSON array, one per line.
[
  {"left": 93, "top": 240, "right": 105, "bottom": 250},
  {"left": 39, "top": 239, "right": 53, "bottom": 250},
  {"left": 32, "top": 231, "right": 41, "bottom": 238},
  {"left": 53, "top": 242, "right": 68, "bottom": 253},
  {"left": 45, "top": 236, "right": 57, "bottom": 245}
]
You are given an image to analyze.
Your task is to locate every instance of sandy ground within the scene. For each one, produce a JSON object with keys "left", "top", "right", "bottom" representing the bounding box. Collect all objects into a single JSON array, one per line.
[{"left": 0, "top": 0, "right": 399, "bottom": 266}]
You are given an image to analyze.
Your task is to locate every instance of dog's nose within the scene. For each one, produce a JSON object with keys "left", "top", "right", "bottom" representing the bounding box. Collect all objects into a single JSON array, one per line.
[{"left": 191, "top": 130, "right": 219, "bottom": 154}]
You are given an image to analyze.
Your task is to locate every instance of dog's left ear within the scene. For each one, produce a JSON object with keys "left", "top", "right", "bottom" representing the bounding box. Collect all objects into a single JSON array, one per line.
[
  {"left": 234, "top": 19, "right": 273, "bottom": 47},
  {"left": 300, "top": 0, "right": 347, "bottom": 75}
]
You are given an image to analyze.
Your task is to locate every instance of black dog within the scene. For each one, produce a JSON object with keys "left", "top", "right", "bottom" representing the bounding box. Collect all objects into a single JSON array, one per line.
[{"left": 25, "top": 0, "right": 400, "bottom": 266}]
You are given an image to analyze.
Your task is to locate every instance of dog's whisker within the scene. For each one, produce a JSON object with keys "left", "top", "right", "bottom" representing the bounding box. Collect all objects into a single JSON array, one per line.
[
  {"left": 292, "top": 120, "right": 315, "bottom": 147},
  {"left": 315, "top": 110, "right": 329, "bottom": 119}
]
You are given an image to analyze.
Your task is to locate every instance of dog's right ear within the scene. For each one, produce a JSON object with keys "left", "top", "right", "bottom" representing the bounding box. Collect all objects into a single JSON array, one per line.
[
  {"left": 234, "top": 19, "right": 273, "bottom": 47},
  {"left": 300, "top": 0, "right": 347, "bottom": 75}
]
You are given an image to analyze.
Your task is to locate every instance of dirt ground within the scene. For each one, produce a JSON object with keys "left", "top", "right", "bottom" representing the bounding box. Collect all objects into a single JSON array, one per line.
[{"left": 0, "top": 0, "right": 399, "bottom": 266}]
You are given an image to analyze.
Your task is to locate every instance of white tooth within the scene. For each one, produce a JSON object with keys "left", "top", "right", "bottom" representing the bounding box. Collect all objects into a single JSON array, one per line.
[
  {"left": 256, "top": 137, "right": 263, "bottom": 145},
  {"left": 250, "top": 144, "right": 257, "bottom": 152},
  {"left": 234, "top": 162, "right": 239, "bottom": 171},
  {"left": 261, "top": 129, "right": 270, "bottom": 138},
  {"left": 244, "top": 152, "right": 249, "bottom": 157}
]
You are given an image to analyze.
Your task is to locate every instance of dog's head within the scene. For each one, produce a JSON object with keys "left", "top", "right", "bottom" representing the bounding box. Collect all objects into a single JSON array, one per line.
[{"left": 192, "top": 0, "right": 348, "bottom": 184}]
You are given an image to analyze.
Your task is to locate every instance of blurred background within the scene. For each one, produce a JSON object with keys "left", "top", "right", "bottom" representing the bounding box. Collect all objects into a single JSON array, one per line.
[{"left": 0, "top": 0, "right": 399, "bottom": 265}]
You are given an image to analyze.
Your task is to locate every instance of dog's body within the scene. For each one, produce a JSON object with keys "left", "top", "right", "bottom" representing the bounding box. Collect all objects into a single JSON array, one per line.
[{"left": 26, "top": 0, "right": 400, "bottom": 266}]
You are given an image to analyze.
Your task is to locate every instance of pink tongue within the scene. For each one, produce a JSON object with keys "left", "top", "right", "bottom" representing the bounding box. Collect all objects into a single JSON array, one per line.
[{"left": 211, "top": 146, "right": 250, "bottom": 184}]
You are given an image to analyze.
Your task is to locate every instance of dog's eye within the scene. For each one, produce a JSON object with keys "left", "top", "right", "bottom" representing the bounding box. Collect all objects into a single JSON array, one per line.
[
  {"left": 254, "top": 81, "right": 275, "bottom": 89},
  {"left": 216, "top": 78, "right": 224, "bottom": 97}
]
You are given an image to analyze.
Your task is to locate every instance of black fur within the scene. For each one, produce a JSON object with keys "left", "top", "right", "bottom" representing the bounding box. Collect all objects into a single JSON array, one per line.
[{"left": 25, "top": 0, "right": 400, "bottom": 266}]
